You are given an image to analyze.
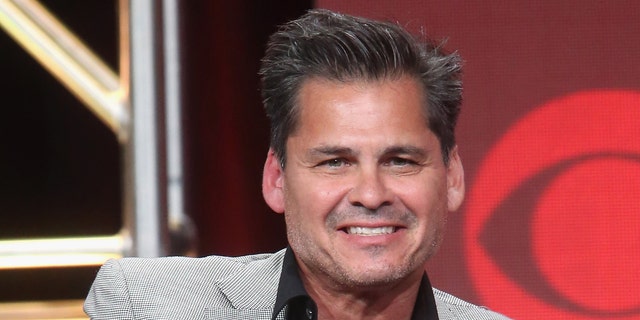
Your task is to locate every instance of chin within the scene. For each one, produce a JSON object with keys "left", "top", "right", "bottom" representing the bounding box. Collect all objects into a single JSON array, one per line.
[
  {"left": 341, "top": 272, "right": 408, "bottom": 290},
  {"left": 338, "top": 261, "right": 415, "bottom": 288}
]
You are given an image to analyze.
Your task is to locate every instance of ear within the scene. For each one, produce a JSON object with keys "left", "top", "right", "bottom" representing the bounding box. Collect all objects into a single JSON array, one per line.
[
  {"left": 262, "top": 149, "right": 285, "bottom": 214},
  {"left": 446, "top": 146, "right": 465, "bottom": 212}
]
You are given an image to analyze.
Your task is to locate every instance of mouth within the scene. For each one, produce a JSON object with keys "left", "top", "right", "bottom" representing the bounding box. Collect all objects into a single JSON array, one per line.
[{"left": 342, "top": 226, "right": 398, "bottom": 236}]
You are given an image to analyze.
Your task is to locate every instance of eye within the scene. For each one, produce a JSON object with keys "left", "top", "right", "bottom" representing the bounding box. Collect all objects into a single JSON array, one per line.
[
  {"left": 386, "top": 157, "right": 414, "bottom": 166},
  {"left": 319, "top": 158, "right": 349, "bottom": 168}
]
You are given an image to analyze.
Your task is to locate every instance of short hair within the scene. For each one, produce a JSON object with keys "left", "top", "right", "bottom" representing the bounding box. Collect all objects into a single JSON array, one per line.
[{"left": 260, "top": 9, "right": 463, "bottom": 166}]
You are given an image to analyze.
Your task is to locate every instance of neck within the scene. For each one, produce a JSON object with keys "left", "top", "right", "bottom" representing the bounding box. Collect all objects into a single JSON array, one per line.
[{"left": 300, "top": 270, "right": 423, "bottom": 320}]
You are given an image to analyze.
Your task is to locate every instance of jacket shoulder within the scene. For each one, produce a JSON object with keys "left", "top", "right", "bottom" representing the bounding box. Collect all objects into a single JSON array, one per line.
[
  {"left": 84, "top": 250, "right": 285, "bottom": 319},
  {"left": 110, "top": 251, "right": 276, "bottom": 281},
  {"left": 433, "top": 288, "right": 511, "bottom": 320}
]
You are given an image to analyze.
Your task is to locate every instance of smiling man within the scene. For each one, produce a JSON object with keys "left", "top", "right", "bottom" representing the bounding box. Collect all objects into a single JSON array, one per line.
[
  {"left": 84, "top": 9, "right": 509, "bottom": 320},
  {"left": 262, "top": 77, "right": 458, "bottom": 319}
]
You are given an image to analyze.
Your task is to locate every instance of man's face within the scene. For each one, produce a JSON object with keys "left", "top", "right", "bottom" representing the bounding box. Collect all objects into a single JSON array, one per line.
[{"left": 263, "top": 76, "right": 464, "bottom": 290}]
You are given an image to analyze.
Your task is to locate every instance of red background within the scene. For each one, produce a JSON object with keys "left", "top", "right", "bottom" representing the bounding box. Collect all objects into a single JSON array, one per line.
[
  {"left": 1, "top": 1, "right": 638, "bottom": 316},
  {"left": 314, "top": 1, "right": 640, "bottom": 318}
]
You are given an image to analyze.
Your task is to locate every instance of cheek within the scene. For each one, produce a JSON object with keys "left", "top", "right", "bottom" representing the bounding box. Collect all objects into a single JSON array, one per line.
[
  {"left": 290, "top": 173, "right": 347, "bottom": 200},
  {"left": 404, "top": 182, "right": 448, "bottom": 243},
  {"left": 392, "top": 177, "right": 448, "bottom": 215},
  {"left": 284, "top": 175, "right": 346, "bottom": 218}
]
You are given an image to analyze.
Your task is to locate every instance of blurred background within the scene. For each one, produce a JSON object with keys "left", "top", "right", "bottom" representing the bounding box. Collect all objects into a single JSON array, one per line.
[{"left": 1, "top": 1, "right": 638, "bottom": 319}]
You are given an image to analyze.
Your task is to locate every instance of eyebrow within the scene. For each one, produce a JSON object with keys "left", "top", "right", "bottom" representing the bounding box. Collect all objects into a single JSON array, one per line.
[
  {"left": 307, "top": 145, "right": 427, "bottom": 158},
  {"left": 381, "top": 145, "right": 427, "bottom": 157},
  {"left": 308, "top": 146, "right": 357, "bottom": 157}
]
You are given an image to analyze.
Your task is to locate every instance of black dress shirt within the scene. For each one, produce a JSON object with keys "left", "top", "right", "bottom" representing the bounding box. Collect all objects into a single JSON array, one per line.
[{"left": 272, "top": 247, "right": 440, "bottom": 320}]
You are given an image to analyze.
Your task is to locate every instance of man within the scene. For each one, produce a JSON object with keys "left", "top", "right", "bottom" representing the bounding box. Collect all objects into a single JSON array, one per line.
[{"left": 85, "top": 9, "right": 510, "bottom": 319}]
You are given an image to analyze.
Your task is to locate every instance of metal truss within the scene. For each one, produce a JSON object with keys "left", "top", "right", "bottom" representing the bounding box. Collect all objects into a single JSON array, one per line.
[{"left": 0, "top": 0, "right": 191, "bottom": 269}]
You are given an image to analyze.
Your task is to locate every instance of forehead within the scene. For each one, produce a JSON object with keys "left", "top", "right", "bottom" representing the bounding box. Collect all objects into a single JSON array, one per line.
[
  {"left": 294, "top": 76, "right": 428, "bottom": 130},
  {"left": 286, "top": 76, "right": 438, "bottom": 156}
]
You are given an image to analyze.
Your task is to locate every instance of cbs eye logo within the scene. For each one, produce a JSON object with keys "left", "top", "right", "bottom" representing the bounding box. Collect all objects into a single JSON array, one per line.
[{"left": 464, "top": 90, "right": 640, "bottom": 319}]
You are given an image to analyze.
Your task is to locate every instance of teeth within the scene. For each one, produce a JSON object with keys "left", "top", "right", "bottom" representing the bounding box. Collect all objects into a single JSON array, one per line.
[{"left": 346, "top": 226, "right": 395, "bottom": 236}]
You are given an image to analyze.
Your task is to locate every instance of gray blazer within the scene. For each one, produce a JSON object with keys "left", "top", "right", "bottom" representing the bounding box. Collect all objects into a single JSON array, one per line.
[{"left": 84, "top": 249, "right": 510, "bottom": 319}]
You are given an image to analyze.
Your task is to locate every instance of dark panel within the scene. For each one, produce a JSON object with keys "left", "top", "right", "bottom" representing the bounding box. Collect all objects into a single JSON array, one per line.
[
  {"left": 181, "top": 1, "right": 312, "bottom": 256},
  {"left": 0, "top": 0, "right": 120, "bottom": 301}
]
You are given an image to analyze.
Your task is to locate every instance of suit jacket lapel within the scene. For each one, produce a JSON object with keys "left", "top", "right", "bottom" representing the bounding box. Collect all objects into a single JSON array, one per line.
[{"left": 216, "top": 249, "right": 286, "bottom": 310}]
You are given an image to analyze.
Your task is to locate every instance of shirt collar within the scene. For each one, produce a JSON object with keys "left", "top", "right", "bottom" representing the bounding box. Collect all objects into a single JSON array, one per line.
[
  {"left": 272, "top": 247, "right": 439, "bottom": 320},
  {"left": 412, "top": 270, "right": 440, "bottom": 320},
  {"left": 272, "top": 247, "right": 316, "bottom": 320}
]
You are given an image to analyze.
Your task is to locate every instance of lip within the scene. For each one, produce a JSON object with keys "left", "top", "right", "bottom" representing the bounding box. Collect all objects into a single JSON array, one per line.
[
  {"left": 336, "top": 226, "right": 407, "bottom": 247},
  {"left": 336, "top": 221, "right": 407, "bottom": 232},
  {"left": 345, "top": 226, "right": 396, "bottom": 236},
  {"left": 335, "top": 222, "right": 408, "bottom": 246}
]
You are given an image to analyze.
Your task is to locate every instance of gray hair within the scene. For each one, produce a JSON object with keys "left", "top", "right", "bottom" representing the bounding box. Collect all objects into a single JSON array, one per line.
[{"left": 260, "top": 9, "right": 463, "bottom": 166}]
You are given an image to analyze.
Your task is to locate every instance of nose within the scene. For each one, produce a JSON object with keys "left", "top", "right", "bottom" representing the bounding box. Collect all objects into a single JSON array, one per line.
[{"left": 347, "top": 167, "right": 393, "bottom": 210}]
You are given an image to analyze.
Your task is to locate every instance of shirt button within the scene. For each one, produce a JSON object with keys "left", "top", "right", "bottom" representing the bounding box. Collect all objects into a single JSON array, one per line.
[{"left": 305, "top": 307, "right": 314, "bottom": 319}]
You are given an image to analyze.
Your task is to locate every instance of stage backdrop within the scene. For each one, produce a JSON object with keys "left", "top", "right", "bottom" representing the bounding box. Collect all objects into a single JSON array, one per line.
[{"left": 315, "top": 1, "right": 640, "bottom": 319}]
